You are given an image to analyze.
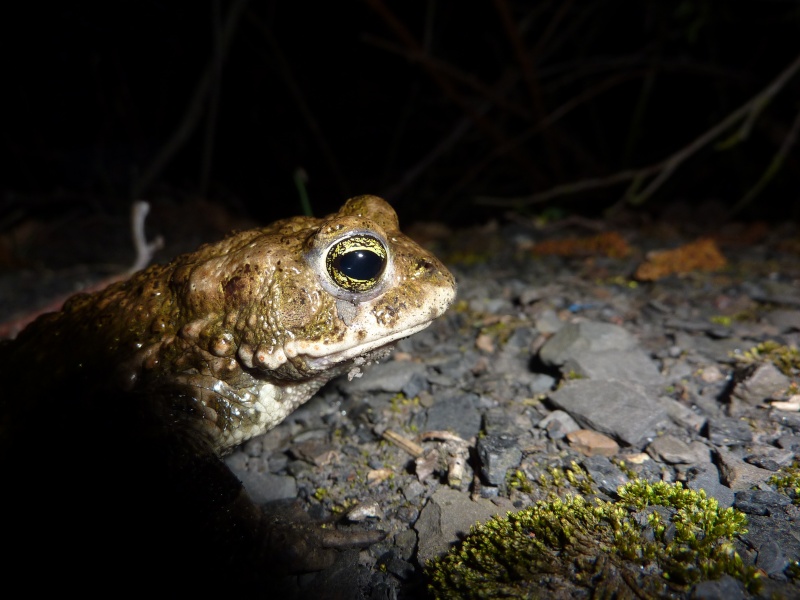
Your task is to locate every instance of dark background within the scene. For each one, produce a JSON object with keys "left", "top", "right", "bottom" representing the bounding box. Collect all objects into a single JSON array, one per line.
[{"left": 3, "top": 0, "right": 800, "bottom": 231}]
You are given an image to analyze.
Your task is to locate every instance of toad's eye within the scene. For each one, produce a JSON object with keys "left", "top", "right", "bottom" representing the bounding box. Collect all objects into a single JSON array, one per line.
[{"left": 326, "top": 234, "right": 387, "bottom": 292}]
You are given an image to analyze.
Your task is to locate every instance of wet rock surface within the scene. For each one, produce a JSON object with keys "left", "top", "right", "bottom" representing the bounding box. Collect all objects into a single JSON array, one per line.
[{"left": 3, "top": 212, "right": 799, "bottom": 598}]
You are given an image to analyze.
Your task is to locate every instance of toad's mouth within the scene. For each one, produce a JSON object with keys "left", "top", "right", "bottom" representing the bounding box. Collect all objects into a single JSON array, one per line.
[{"left": 296, "top": 321, "right": 433, "bottom": 371}]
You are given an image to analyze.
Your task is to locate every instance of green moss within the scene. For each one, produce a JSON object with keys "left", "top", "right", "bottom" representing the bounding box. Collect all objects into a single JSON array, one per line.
[
  {"left": 768, "top": 462, "right": 800, "bottom": 505},
  {"left": 710, "top": 315, "right": 733, "bottom": 327},
  {"left": 425, "top": 480, "right": 758, "bottom": 599},
  {"left": 507, "top": 469, "right": 534, "bottom": 494},
  {"left": 613, "top": 459, "right": 638, "bottom": 480},
  {"left": 734, "top": 340, "right": 800, "bottom": 377}
]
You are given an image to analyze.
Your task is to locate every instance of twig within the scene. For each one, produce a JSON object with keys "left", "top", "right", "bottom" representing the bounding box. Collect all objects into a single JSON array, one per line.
[
  {"left": 475, "top": 51, "right": 800, "bottom": 209},
  {"left": 128, "top": 201, "right": 164, "bottom": 274}
]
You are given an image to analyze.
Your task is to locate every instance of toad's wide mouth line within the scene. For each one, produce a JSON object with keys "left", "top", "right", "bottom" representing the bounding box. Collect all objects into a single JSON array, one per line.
[{"left": 301, "top": 320, "right": 433, "bottom": 370}]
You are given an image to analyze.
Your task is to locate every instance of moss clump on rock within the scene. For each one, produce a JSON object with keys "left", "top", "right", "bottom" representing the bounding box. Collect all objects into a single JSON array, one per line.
[
  {"left": 425, "top": 479, "right": 758, "bottom": 599},
  {"left": 734, "top": 340, "right": 800, "bottom": 377},
  {"left": 769, "top": 462, "right": 800, "bottom": 505}
]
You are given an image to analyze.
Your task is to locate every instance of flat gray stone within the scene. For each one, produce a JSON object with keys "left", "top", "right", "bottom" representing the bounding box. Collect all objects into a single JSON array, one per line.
[
  {"left": 581, "top": 455, "right": 628, "bottom": 496},
  {"left": 708, "top": 417, "right": 754, "bottom": 445},
  {"left": 538, "top": 409, "right": 580, "bottom": 439},
  {"left": 661, "top": 396, "right": 707, "bottom": 432},
  {"left": 562, "top": 349, "right": 664, "bottom": 386},
  {"left": 732, "top": 362, "right": 791, "bottom": 405},
  {"left": 646, "top": 435, "right": 697, "bottom": 464},
  {"left": 548, "top": 379, "right": 668, "bottom": 446},
  {"left": 734, "top": 490, "right": 792, "bottom": 518},
  {"left": 766, "top": 308, "right": 800, "bottom": 332},
  {"left": 756, "top": 540, "right": 789, "bottom": 577},
  {"left": 338, "top": 359, "right": 429, "bottom": 394},
  {"left": 691, "top": 575, "right": 745, "bottom": 600},
  {"left": 716, "top": 447, "right": 774, "bottom": 491},
  {"left": 414, "top": 487, "right": 507, "bottom": 566},
  {"left": 424, "top": 393, "right": 482, "bottom": 439},
  {"left": 539, "top": 321, "right": 638, "bottom": 367},
  {"left": 685, "top": 463, "right": 735, "bottom": 508}
]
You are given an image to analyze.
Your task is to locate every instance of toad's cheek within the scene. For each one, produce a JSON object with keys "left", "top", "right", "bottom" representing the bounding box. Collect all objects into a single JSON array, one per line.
[{"left": 294, "top": 283, "right": 456, "bottom": 371}]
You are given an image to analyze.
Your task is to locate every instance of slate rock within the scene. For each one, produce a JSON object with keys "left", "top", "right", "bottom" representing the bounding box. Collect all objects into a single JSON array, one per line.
[
  {"left": 707, "top": 417, "right": 754, "bottom": 445},
  {"left": 537, "top": 409, "right": 580, "bottom": 440},
  {"left": 776, "top": 434, "right": 800, "bottom": 452},
  {"left": 548, "top": 379, "right": 668, "bottom": 445},
  {"left": 539, "top": 321, "right": 638, "bottom": 367},
  {"left": 691, "top": 575, "right": 745, "bottom": 600},
  {"left": 661, "top": 396, "right": 707, "bottom": 432},
  {"left": 477, "top": 433, "right": 523, "bottom": 487},
  {"left": 715, "top": 447, "right": 773, "bottom": 491},
  {"left": 646, "top": 435, "right": 697, "bottom": 464},
  {"left": 238, "top": 471, "right": 298, "bottom": 504},
  {"left": 338, "top": 359, "right": 429, "bottom": 394},
  {"left": 756, "top": 540, "right": 789, "bottom": 577},
  {"left": 414, "top": 487, "right": 507, "bottom": 566},
  {"left": 424, "top": 393, "right": 482, "bottom": 439},
  {"left": 743, "top": 446, "right": 795, "bottom": 471},
  {"left": 733, "top": 490, "right": 791, "bottom": 516},
  {"left": 732, "top": 362, "right": 791, "bottom": 405},
  {"left": 766, "top": 308, "right": 800, "bottom": 332},
  {"left": 685, "top": 463, "right": 735, "bottom": 508},
  {"left": 581, "top": 455, "right": 628, "bottom": 496},
  {"left": 562, "top": 349, "right": 665, "bottom": 386}
]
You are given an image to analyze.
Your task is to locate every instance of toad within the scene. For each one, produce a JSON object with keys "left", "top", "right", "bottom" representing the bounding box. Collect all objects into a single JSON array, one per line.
[{"left": 0, "top": 195, "right": 456, "bottom": 589}]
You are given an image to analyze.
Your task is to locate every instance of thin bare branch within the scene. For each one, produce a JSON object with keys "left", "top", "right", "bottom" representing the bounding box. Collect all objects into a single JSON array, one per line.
[{"left": 476, "top": 52, "right": 800, "bottom": 209}]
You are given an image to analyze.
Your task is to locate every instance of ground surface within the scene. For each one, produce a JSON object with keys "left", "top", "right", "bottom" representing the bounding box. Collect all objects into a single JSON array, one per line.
[{"left": 1, "top": 200, "right": 798, "bottom": 599}]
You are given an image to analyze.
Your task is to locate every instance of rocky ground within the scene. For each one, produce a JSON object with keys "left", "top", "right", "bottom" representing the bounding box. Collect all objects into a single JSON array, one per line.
[{"left": 2, "top": 203, "right": 799, "bottom": 599}]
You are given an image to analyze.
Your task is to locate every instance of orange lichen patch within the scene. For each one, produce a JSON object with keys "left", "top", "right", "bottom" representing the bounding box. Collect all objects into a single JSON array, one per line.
[
  {"left": 532, "top": 231, "right": 631, "bottom": 258},
  {"left": 635, "top": 237, "right": 727, "bottom": 281}
]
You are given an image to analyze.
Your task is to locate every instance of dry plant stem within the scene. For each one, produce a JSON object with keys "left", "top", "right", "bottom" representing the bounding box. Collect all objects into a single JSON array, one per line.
[
  {"left": 382, "top": 430, "right": 424, "bottom": 458},
  {"left": 364, "top": 0, "right": 545, "bottom": 185},
  {"left": 130, "top": 0, "right": 249, "bottom": 200},
  {"left": 128, "top": 201, "right": 164, "bottom": 274},
  {"left": 476, "top": 51, "right": 800, "bottom": 210},
  {"left": 247, "top": 11, "right": 350, "bottom": 198}
]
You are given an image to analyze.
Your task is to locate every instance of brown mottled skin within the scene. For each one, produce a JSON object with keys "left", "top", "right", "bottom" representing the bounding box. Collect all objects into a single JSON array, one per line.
[{"left": 0, "top": 196, "right": 455, "bottom": 591}]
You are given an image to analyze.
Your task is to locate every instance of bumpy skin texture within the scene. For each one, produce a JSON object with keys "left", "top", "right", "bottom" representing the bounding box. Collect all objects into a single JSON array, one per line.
[{"left": 0, "top": 196, "right": 455, "bottom": 591}]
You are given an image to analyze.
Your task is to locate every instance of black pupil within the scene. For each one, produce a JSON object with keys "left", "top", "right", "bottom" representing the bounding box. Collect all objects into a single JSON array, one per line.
[{"left": 335, "top": 250, "right": 383, "bottom": 281}]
